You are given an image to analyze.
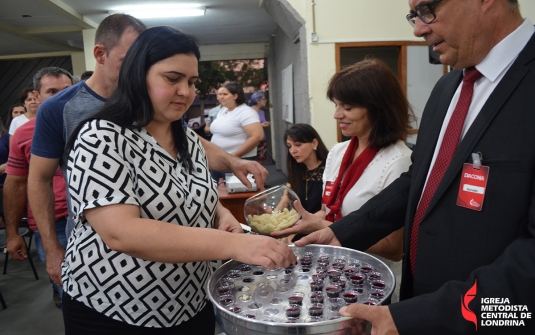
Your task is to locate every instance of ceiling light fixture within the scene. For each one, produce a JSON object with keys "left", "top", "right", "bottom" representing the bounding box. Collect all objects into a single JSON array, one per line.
[{"left": 109, "top": 4, "right": 206, "bottom": 19}]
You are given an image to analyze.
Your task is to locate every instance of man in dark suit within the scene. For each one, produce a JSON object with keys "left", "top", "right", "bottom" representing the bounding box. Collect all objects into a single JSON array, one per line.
[{"left": 296, "top": 0, "right": 535, "bottom": 333}]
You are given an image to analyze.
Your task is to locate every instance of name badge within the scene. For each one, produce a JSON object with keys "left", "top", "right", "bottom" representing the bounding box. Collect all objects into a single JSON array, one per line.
[
  {"left": 456, "top": 163, "right": 489, "bottom": 211},
  {"left": 322, "top": 181, "right": 334, "bottom": 204}
]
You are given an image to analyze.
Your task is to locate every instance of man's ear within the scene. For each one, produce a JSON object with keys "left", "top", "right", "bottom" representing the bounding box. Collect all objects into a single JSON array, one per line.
[{"left": 94, "top": 44, "right": 106, "bottom": 65}]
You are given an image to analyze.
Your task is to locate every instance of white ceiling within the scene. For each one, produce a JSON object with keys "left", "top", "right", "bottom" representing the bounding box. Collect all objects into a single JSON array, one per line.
[{"left": 0, "top": 0, "right": 278, "bottom": 57}]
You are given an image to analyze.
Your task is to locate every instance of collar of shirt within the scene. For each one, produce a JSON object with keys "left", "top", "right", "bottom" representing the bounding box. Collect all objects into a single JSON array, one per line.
[{"left": 476, "top": 18, "right": 535, "bottom": 82}]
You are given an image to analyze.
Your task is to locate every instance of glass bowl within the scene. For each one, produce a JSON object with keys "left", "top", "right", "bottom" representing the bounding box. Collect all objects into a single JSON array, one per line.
[{"left": 243, "top": 185, "right": 301, "bottom": 235}]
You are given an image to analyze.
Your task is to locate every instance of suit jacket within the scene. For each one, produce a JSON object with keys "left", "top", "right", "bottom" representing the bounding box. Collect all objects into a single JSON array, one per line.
[{"left": 331, "top": 31, "right": 535, "bottom": 334}]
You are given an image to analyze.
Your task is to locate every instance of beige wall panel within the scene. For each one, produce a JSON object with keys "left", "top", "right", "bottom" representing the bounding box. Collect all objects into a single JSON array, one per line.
[
  {"left": 289, "top": 0, "right": 535, "bottom": 148},
  {"left": 70, "top": 51, "right": 86, "bottom": 76}
]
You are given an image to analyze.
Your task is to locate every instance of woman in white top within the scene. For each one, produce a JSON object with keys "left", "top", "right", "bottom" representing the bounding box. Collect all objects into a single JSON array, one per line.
[
  {"left": 5, "top": 103, "right": 26, "bottom": 131},
  {"left": 209, "top": 82, "right": 263, "bottom": 181},
  {"left": 272, "top": 59, "right": 415, "bottom": 302},
  {"left": 9, "top": 88, "right": 38, "bottom": 135},
  {"left": 62, "top": 27, "right": 295, "bottom": 335}
]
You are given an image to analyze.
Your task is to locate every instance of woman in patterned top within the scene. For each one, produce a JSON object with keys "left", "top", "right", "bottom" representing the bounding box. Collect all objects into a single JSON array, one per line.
[{"left": 62, "top": 27, "right": 296, "bottom": 335}]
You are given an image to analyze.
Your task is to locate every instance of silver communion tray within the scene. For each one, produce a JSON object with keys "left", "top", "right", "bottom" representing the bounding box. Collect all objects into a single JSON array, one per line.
[{"left": 207, "top": 244, "right": 395, "bottom": 335}]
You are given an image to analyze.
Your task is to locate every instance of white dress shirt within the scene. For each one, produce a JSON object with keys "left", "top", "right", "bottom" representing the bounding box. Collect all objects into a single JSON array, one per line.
[{"left": 423, "top": 18, "right": 535, "bottom": 192}]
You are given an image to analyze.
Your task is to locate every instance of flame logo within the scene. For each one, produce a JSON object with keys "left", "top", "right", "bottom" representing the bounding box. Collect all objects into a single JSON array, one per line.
[{"left": 461, "top": 280, "right": 478, "bottom": 331}]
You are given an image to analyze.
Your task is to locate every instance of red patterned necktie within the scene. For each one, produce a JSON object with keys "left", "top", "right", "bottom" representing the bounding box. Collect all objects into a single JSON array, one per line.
[{"left": 410, "top": 67, "right": 482, "bottom": 275}]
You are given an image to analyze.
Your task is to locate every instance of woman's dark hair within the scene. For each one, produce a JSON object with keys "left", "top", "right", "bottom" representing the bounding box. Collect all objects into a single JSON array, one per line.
[
  {"left": 0, "top": 119, "right": 6, "bottom": 135},
  {"left": 6, "top": 103, "right": 26, "bottom": 129},
  {"left": 284, "top": 124, "right": 329, "bottom": 197},
  {"left": 67, "top": 26, "right": 200, "bottom": 172},
  {"left": 223, "top": 82, "right": 246, "bottom": 105},
  {"left": 80, "top": 71, "right": 93, "bottom": 80},
  {"left": 327, "top": 58, "right": 414, "bottom": 150},
  {"left": 19, "top": 88, "right": 34, "bottom": 104}
]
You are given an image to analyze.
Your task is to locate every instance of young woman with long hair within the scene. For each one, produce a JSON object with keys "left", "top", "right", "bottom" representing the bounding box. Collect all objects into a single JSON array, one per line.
[{"left": 63, "top": 26, "right": 295, "bottom": 335}]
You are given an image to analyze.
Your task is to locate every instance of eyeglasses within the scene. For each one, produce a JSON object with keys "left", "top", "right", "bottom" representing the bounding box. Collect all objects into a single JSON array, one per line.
[{"left": 406, "top": 0, "right": 443, "bottom": 27}]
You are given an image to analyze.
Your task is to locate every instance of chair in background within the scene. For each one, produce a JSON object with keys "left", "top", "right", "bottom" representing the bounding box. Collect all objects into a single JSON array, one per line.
[
  {"left": 0, "top": 220, "right": 39, "bottom": 280},
  {"left": 0, "top": 229, "right": 7, "bottom": 309},
  {"left": 0, "top": 285, "right": 6, "bottom": 309}
]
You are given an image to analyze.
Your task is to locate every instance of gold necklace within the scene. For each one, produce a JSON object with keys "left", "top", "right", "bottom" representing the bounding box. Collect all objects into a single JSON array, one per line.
[{"left": 305, "top": 163, "right": 321, "bottom": 201}]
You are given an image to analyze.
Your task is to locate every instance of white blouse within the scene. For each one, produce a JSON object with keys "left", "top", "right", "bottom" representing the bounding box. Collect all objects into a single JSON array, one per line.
[
  {"left": 8, "top": 114, "right": 30, "bottom": 135},
  {"left": 323, "top": 140, "right": 412, "bottom": 302},
  {"left": 64, "top": 120, "right": 218, "bottom": 327},
  {"left": 209, "top": 103, "right": 260, "bottom": 158},
  {"left": 323, "top": 140, "right": 412, "bottom": 217}
]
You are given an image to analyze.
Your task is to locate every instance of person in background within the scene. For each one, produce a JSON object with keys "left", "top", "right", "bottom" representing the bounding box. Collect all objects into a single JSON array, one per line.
[
  {"left": 209, "top": 82, "right": 264, "bottom": 181},
  {"left": 203, "top": 89, "right": 223, "bottom": 139},
  {"left": 62, "top": 26, "right": 295, "bottom": 335},
  {"left": 204, "top": 89, "right": 222, "bottom": 136},
  {"left": 80, "top": 71, "right": 93, "bottom": 81},
  {"left": 4, "top": 66, "right": 73, "bottom": 308},
  {"left": 0, "top": 121, "right": 8, "bottom": 228},
  {"left": 273, "top": 59, "right": 414, "bottom": 302},
  {"left": 29, "top": 14, "right": 269, "bottom": 293},
  {"left": 28, "top": 14, "right": 146, "bottom": 290},
  {"left": 248, "top": 92, "right": 271, "bottom": 165},
  {"left": 9, "top": 88, "right": 39, "bottom": 136},
  {"left": 283, "top": 123, "right": 328, "bottom": 242},
  {"left": 5, "top": 103, "right": 26, "bottom": 130}
]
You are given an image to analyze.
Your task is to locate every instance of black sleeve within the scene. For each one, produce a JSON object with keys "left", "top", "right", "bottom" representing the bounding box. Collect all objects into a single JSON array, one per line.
[
  {"left": 390, "top": 235, "right": 535, "bottom": 334},
  {"left": 389, "top": 173, "right": 535, "bottom": 334},
  {"left": 330, "top": 163, "right": 413, "bottom": 251}
]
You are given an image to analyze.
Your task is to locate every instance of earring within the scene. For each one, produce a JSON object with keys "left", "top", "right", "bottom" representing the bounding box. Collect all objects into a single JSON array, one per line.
[{"left": 313, "top": 147, "right": 317, "bottom": 151}]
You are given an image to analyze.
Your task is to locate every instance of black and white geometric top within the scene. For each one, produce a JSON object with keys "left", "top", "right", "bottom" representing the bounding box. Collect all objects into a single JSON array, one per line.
[{"left": 63, "top": 119, "right": 218, "bottom": 327}]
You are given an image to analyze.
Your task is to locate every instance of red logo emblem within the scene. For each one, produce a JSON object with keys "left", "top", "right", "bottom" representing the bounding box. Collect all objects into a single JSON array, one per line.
[{"left": 461, "top": 280, "right": 478, "bottom": 330}]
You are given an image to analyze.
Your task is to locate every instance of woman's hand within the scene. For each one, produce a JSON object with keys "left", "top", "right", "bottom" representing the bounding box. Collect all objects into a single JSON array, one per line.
[
  {"left": 230, "top": 234, "right": 297, "bottom": 270},
  {"left": 294, "top": 227, "right": 342, "bottom": 247},
  {"left": 273, "top": 189, "right": 289, "bottom": 212},
  {"left": 270, "top": 200, "right": 330, "bottom": 238},
  {"left": 280, "top": 234, "right": 296, "bottom": 245},
  {"left": 228, "top": 157, "right": 268, "bottom": 190},
  {"left": 215, "top": 202, "right": 243, "bottom": 234}
]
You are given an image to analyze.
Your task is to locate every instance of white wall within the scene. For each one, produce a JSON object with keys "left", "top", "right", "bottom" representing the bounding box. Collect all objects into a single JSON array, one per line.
[
  {"left": 287, "top": 0, "right": 535, "bottom": 148},
  {"left": 406, "top": 45, "right": 444, "bottom": 144},
  {"left": 82, "top": 29, "right": 96, "bottom": 72},
  {"left": 520, "top": 0, "right": 535, "bottom": 16},
  {"left": 70, "top": 51, "right": 86, "bottom": 77},
  {"left": 199, "top": 43, "right": 268, "bottom": 61}
]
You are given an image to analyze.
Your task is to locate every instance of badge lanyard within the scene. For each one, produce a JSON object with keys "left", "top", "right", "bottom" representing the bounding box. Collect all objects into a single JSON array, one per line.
[
  {"left": 322, "top": 181, "right": 334, "bottom": 204},
  {"left": 456, "top": 153, "right": 489, "bottom": 211}
]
